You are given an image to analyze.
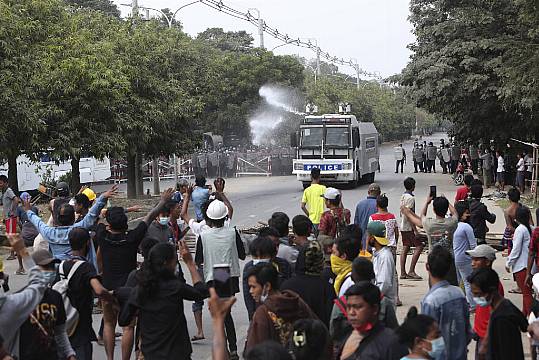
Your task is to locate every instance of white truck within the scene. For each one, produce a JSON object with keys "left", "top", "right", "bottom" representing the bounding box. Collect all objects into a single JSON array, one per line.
[
  {"left": 291, "top": 114, "right": 379, "bottom": 188},
  {"left": 0, "top": 155, "right": 112, "bottom": 192}
]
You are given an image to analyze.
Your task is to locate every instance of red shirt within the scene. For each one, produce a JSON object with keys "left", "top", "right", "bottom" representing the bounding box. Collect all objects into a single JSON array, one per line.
[
  {"left": 455, "top": 186, "right": 469, "bottom": 203},
  {"left": 529, "top": 227, "right": 539, "bottom": 267},
  {"left": 473, "top": 281, "right": 505, "bottom": 338},
  {"left": 318, "top": 208, "right": 351, "bottom": 238}
]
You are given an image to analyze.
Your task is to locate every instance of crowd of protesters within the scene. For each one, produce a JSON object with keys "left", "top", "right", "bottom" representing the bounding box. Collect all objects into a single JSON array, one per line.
[
  {"left": 396, "top": 140, "right": 535, "bottom": 194},
  {"left": 1, "top": 156, "right": 539, "bottom": 360}
]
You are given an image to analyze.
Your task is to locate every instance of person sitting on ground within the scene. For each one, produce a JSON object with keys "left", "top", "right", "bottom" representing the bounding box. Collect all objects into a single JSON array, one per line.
[
  {"left": 287, "top": 319, "right": 333, "bottom": 360},
  {"left": 421, "top": 246, "right": 471, "bottom": 360},
  {"left": 330, "top": 257, "right": 399, "bottom": 350},
  {"left": 468, "top": 268, "right": 527, "bottom": 360},
  {"left": 18, "top": 249, "right": 76, "bottom": 360},
  {"left": 455, "top": 173, "right": 474, "bottom": 203},
  {"left": 268, "top": 212, "right": 299, "bottom": 268},
  {"left": 469, "top": 182, "right": 496, "bottom": 245},
  {"left": 242, "top": 236, "right": 291, "bottom": 321},
  {"left": 281, "top": 241, "right": 335, "bottom": 327},
  {"left": 396, "top": 306, "right": 443, "bottom": 360},
  {"left": 366, "top": 220, "right": 397, "bottom": 307},
  {"left": 331, "top": 226, "right": 362, "bottom": 296},
  {"left": 335, "top": 283, "right": 409, "bottom": 360},
  {"left": 244, "top": 263, "right": 317, "bottom": 352},
  {"left": 318, "top": 188, "right": 350, "bottom": 239},
  {"left": 25, "top": 185, "right": 119, "bottom": 268},
  {"left": 401, "top": 195, "right": 459, "bottom": 285}
]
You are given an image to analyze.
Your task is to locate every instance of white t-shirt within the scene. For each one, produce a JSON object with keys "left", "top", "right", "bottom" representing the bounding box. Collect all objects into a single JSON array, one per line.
[
  {"left": 497, "top": 156, "right": 505, "bottom": 172},
  {"left": 517, "top": 158, "right": 526, "bottom": 172},
  {"left": 400, "top": 192, "right": 415, "bottom": 232},
  {"left": 339, "top": 274, "right": 354, "bottom": 297}
]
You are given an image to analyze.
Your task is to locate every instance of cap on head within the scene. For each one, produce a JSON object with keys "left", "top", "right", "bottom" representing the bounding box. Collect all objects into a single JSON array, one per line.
[
  {"left": 82, "top": 188, "right": 96, "bottom": 202},
  {"left": 368, "top": 183, "right": 381, "bottom": 195},
  {"left": 206, "top": 200, "right": 228, "bottom": 220},
  {"left": 31, "top": 249, "right": 59, "bottom": 266},
  {"left": 56, "top": 181, "right": 70, "bottom": 196},
  {"left": 367, "top": 221, "right": 388, "bottom": 245},
  {"left": 20, "top": 192, "right": 31, "bottom": 202},
  {"left": 322, "top": 187, "right": 340, "bottom": 200},
  {"left": 465, "top": 244, "right": 496, "bottom": 261},
  {"left": 303, "top": 241, "right": 324, "bottom": 275}
]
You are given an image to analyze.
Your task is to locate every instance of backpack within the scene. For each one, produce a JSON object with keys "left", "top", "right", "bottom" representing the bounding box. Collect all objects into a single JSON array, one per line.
[
  {"left": 332, "top": 209, "right": 347, "bottom": 240},
  {"left": 53, "top": 260, "right": 84, "bottom": 336}
]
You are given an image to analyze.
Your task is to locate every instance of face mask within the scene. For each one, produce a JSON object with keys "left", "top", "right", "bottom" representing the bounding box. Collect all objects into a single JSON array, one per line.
[
  {"left": 426, "top": 336, "right": 445, "bottom": 359},
  {"left": 159, "top": 217, "right": 169, "bottom": 226},
  {"left": 474, "top": 296, "right": 489, "bottom": 307},
  {"left": 253, "top": 258, "right": 271, "bottom": 265},
  {"left": 42, "top": 271, "right": 57, "bottom": 285}
]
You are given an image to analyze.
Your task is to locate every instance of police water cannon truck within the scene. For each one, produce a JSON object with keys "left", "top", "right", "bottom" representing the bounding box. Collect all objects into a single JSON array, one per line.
[{"left": 291, "top": 103, "right": 380, "bottom": 188}]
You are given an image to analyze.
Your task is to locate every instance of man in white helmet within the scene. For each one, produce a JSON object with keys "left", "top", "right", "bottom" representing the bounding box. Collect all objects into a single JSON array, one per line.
[{"left": 196, "top": 199, "right": 245, "bottom": 360}]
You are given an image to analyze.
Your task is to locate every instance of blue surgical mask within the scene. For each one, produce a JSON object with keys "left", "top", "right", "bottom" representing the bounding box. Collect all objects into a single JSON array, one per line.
[
  {"left": 474, "top": 296, "right": 489, "bottom": 307},
  {"left": 159, "top": 217, "right": 169, "bottom": 226},
  {"left": 253, "top": 258, "right": 271, "bottom": 265},
  {"left": 426, "top": 336, "right": 445, "bottom": 358},
  {"left": 42, "top": 271, "right": 57, "bottom": 285}
]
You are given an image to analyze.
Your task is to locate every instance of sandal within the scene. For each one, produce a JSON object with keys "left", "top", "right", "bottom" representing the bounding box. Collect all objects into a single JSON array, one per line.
[
  {"left": 407, "top": 273, "right": 423, "bottom": 280},
  {"left": 400, "top": 274, "right": 411, "bottom": 280},
  {"left": 15, "top": 269, "right": 26, "bottom": 275},
  {"left": 508, "top": 288, "right": 522, "bottom": 294},
  {"left": 191, "top": 335, "right": 205, "bottom": 341},
  {"left": 6, "top": 255, "right": 16, "bottom": 260}
]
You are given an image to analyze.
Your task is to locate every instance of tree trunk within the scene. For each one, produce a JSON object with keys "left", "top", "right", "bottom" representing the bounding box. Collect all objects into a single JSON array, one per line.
[
  {"left": 152, "top": 158, "right": 160, "bottom": 195},
  {"left": 70, "top": 157, "right": 81, "bottom": 195},
  {"left": 135, "top": 153, "right": 143, "bottom": 197},
  {"left": 7, "top": 152, "right": 19, "bottom": 194},
  {"left": 127, "top": 153, "right": 137, "bottom": 199}
]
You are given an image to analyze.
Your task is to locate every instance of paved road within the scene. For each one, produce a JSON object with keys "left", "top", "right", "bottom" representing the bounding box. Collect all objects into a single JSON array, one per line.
[{"left": 4, "top": 132, "right": 519, "bottom": 359}]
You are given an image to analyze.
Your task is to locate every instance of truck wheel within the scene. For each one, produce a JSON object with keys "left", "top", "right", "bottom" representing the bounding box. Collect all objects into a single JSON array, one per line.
[{"left": 362, "top": 172, "right": 375, "bottom": 184}]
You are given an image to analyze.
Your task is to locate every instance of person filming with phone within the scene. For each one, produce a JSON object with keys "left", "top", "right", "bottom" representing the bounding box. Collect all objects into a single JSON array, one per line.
[{"left": 401, "top": 186, "right": 459, "bottom": 286}]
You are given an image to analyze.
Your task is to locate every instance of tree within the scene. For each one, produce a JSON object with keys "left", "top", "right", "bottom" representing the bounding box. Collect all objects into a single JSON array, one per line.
[
  {"left": 37, "top": 9, "right": 129, "bottom": 193},
  {"left": 399, "top": 0, "right": 539, "bottom": 143},
  {"left": 65, "top": 0, "right": 120, "bottom": 18},
  {"left": 0, "top": 0, "right": 65, "bottom": 192},
  {"left": 197, "top": 28, "right": 254, "bottom": 53}
]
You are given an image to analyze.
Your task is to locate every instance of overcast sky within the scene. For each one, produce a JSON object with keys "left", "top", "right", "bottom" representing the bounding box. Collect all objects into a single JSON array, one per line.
[{"left": 112, "top": 0, "right": 415, "bottom": 78}]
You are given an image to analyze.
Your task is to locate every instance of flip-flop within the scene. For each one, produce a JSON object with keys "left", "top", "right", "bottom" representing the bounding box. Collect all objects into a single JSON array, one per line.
[
  {"left": 191, "top": 335, "right": 205, "bottom": 341},
  {"left": 15, "top": 269, "right": 26, "bottom": 275},
  {"left": 407, "top": 273, "right": 423, "bottom": 280},
  {"left": 508, "top": 288, "right": 522, "bottom": 294},
  {"left": 6, "top": 255, "right": 16, "bottom": 260},
  {"left": 400, "top": 274, "right": 411, "bottom": 280}
]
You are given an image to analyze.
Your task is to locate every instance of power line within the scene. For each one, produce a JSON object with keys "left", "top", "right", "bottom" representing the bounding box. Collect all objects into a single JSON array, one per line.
[{"left": 198, "top": 0, "right": 380, "bottom": 80}]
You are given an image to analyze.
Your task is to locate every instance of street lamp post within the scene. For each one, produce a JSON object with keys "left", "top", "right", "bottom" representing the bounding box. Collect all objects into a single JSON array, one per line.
[{"left": 248, "top": 8, "right": 264, "bottom": 49}]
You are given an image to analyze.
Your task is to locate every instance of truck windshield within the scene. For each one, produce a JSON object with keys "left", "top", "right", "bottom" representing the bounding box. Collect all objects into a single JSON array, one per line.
[
  {"left": 300, "top": 127, "right": 323, "bottom": 147},
  {"left": 325, "top": 127, "right": 350, "bottom": 147}
]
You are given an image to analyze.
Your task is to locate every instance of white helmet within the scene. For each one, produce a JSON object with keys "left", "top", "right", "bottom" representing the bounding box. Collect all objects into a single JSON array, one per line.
[{"left": 206, "top": 200, "right": 228, "bottom": 220}]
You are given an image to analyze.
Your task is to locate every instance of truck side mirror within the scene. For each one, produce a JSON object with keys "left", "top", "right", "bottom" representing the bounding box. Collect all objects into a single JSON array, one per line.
[
  {"left": 352, "top": 129, "right": 360, "bottom": 148},
  {"left": 290, "top": 132, "right": 298, "bottom": 148}
]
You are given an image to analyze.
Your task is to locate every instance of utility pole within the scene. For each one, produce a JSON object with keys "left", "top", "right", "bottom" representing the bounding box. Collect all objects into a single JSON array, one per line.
[
  {"left": 249, "top": 8, "right": 264, "bottom": 49},
  {"left": 131, "top": 0, "right": 138, "bottom": 17},
  {"left": 316, "top": 47, "right": 321, "bottom": 79},
  {"left": 351, "top": 62, "right": 361, "bottom": 90}
]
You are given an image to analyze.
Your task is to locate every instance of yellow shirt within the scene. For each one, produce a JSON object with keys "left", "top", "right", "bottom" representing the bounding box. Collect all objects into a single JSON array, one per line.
[{"left": 302, "top": 183, "right": 327, "bottom": 225}]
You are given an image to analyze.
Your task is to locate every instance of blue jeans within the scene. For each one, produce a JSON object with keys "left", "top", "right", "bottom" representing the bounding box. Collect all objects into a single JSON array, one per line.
[{"left": 455, "top": 260, "right": 475, "bottom": 308}]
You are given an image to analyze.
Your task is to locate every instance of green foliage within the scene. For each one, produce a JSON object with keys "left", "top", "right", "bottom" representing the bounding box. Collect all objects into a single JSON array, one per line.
[
  {"left": 197, "top": 28, "right": 254, "bottom": 53},
  {"left": 65, "top": 0, "right": 120, "bottom": 17},
  {"left": 400, "top": 0, "right": 539, "bottom": 143}
]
